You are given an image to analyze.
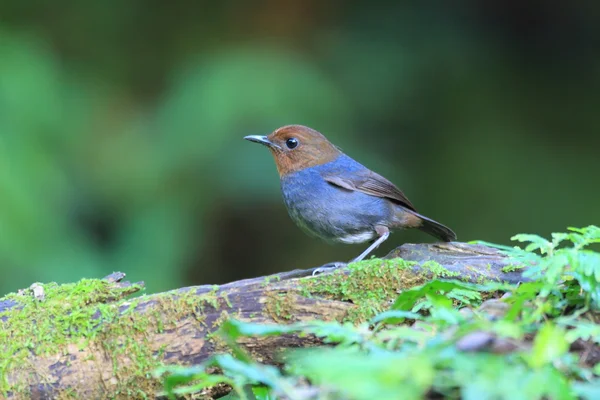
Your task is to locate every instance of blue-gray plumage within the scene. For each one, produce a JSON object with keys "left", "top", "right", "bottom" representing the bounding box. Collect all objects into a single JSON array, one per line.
[
  {"left": 244, "top": 125, "right": 456, "bottom": 267},
  {"left": 281, "top": 154, "right": 398, "bottom": 244}
]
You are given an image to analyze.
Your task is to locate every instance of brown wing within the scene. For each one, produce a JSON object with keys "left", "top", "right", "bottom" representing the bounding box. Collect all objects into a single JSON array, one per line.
[{"left": 323, "top": 170, "right": 417, "bottom": 212}]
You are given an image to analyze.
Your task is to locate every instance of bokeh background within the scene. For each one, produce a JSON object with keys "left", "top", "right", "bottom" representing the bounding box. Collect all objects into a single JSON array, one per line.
[{"left": 1, "top": 1, "right": 598, "bottom": 295}]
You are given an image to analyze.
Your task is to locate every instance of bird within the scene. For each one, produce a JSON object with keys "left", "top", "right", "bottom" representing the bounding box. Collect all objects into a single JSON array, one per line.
[{"left": 244, "top": 125, "right": 456, "bottom": 271}]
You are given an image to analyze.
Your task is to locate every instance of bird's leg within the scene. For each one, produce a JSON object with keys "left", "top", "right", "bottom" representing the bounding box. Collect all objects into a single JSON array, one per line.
[
  {"left": 312, "top": 226, "right": 390, "bottom": 276},
  {"left": 352, "top": 225, "right": 390, "bottom": 263}
]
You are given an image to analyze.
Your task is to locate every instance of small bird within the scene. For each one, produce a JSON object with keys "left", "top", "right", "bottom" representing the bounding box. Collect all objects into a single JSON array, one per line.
[{"left": 244, "top": 125, "right": 456, "bottom": 269}]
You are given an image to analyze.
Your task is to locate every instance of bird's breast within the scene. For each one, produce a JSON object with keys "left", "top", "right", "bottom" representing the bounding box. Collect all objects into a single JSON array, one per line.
[{"left": 280, "top": 163, "right": 392, "bottom": 243}]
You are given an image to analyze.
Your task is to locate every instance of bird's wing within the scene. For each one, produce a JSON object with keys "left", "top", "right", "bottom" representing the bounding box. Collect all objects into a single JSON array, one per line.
[{"left": 322, "top": 170, "right": 417, "bottom": 212}]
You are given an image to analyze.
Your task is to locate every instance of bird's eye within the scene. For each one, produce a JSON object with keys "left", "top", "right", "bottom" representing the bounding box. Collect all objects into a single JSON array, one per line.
[{"left": 285, "top": 138, "right": 299, "bottom": 149}]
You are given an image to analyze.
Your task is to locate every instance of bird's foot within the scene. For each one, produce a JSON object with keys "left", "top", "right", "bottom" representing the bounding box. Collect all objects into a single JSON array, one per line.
[{"left": 311, "top": 261, "right": 348, "bottom": 276}]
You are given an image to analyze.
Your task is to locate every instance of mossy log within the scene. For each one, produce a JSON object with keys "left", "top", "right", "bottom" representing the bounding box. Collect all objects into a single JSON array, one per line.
[{"left": 0, "top": 242, "right": 526, "bottom": 399}]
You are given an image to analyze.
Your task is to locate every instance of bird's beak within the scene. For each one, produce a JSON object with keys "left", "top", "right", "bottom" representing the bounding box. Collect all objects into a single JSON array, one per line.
[{"left": 244, "top": 135, "right": 281, "bottom": 150}]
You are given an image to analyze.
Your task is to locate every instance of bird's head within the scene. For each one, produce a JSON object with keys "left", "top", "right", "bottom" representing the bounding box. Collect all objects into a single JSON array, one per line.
[{"left": 244, "top": 125, "right": 342, "bottom": 176}]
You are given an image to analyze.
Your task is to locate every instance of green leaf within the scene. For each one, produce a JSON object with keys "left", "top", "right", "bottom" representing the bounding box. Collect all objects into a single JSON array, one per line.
[
  {"left": 528, "top": 323, "right": 569, "bottom": 368},
  {"left": 502, "top": 281, "right": 544, "bottom": 321},
  {"left": 289, "top": 348, "right": 433, "bottom": 400},
  {"left": 221, "top": 319, "right": 369, "bottom": 347},
  {"left": 252, "top": 386, "right": 276, "bottom": 400},
  {"left": 220, "top": 319, "right": 295, "bottom": 339},
  {"left": 511, "top": 233, "right": 554, "bottom": 254},
  {"left": 570, "top": 251, "right": 600, "bottom": 306},
  {"left": 573, "top": 381, "right": 600, "bottom": 400},
  {"left": 392, "top": 280, "right": 481, "bottom": 311},
  {"left": 218, "top": 393, "right": 242, "bottom": 400},
  {"left": 371, "top": 310, "right": 422, "bottom": 324},
  {"left": 216, "top": 354, "right": 284, "bottom": 389},
  {"left": 567, "top": 226, "right": 600, "bottom": 249}
]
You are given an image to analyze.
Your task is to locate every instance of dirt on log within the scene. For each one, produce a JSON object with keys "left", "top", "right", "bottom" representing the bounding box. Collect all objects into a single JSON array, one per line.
[{"left": 0, "top": 242, "right": 526, "bottom": 399}]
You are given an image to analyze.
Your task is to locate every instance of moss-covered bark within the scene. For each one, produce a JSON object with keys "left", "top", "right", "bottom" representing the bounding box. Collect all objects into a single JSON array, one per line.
[{"left": 0, "top": 242, "right": 523, "bottom": 399}]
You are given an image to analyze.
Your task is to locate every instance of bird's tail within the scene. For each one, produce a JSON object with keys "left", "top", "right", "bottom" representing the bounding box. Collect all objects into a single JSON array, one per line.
[{"left": 414, "top": 212, "right": 457, "bottom": 242}]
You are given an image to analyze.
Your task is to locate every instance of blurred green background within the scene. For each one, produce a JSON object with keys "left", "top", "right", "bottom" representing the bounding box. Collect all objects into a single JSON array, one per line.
[{"left": 0, "top": 1, "right": 598, "bottom": 295}]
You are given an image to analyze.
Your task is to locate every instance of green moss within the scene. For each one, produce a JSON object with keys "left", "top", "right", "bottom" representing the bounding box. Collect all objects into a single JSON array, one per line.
[
  {"left": 202, "top": 285, "right": 221, "bottom": 310},
  {"left": 0, "top": 279, "right": 140, "bottom": 395},
  {"left": 0, "top": 278, "right": 231, "bottom": 398},
  {"left": 262, "top": 275, "right": 281, "bottom": 287},
  {"left": 265, "top": 291, "right": 296, "bottom": 322},
  {"left": 420, "top": 260, "right": 460, "bottom": 278},
  {"left": 502, "top": 264, "right": 525, "bottom": 273},
  {"left": 299, "top": 258, "right": 424, "bottom": 323},
  {"left": 212, "top": 310, "right": 231, "bottom": 329}
]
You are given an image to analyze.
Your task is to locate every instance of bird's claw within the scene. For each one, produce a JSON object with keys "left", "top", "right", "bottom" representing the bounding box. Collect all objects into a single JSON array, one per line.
[{"left": 312, "top": 261, "right": 348, "bottom": 276}]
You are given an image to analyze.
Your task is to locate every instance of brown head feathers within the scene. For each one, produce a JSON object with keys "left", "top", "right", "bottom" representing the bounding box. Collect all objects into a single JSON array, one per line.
[{"left": 263, "top": 125, "right": 342, "bottom": 176}]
